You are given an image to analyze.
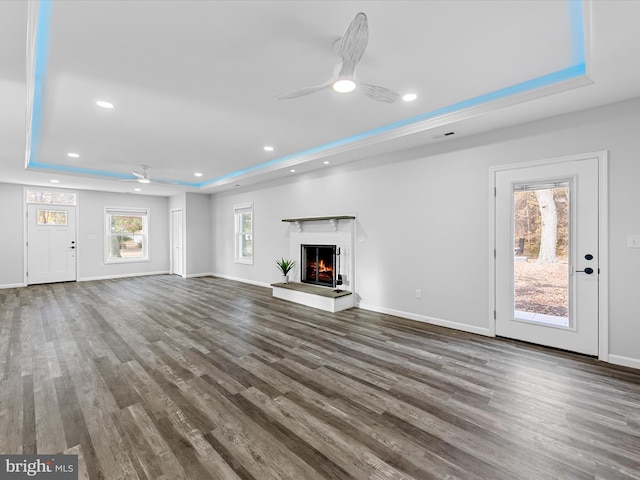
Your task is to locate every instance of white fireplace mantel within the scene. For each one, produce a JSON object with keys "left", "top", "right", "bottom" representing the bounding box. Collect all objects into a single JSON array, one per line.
[
  {"left": 282, "top": 215, "right": 356, "bottom": 233},
  {"left": 275, "top": 214, "right": 356, "bottom": 311}
]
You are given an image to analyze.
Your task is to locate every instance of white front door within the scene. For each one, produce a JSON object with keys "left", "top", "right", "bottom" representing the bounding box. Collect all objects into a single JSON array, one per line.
[
  {"left": 171, "top": 209, "right": 183, "bottom": 276},
  {"left": 27, "top": 204, "right": 77, "bottom": 284},
  {"left": 494, "top": 156, "right": 600, "bottom": 356}
]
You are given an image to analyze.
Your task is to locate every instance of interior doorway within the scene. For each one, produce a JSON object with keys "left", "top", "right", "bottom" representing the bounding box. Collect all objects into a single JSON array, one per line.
[
  {"left": 171, "top": 209, "right": 183, "bottom": 276},
  {"left": 492, "top": 153, "right": 608, "bottom": 357}
]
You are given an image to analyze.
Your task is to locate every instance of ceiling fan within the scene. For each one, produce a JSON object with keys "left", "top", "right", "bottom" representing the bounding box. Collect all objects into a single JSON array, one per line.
[
  {"left": 275, "top": 12, "right": 401, "bottom": 103},
  {"left": 126, "top": 166, "right": 175, "bottom": 185}
]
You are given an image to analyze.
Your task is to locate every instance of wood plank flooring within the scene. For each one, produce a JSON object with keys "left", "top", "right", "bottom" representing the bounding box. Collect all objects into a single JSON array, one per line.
[{"left": 1, "top": 275, "right": 639, "bottom": 479}]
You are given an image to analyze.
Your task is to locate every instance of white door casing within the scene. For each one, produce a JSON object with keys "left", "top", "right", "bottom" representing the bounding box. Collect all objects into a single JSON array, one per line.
[
  {"left": 171, "top": 209, "right": 183, "bottom": 276},
  {"left": 492, "top": 153, "right": 608, "bottom": 357},
  {"left": 27, "top": 204, "right": 77, "bottom": 284}
]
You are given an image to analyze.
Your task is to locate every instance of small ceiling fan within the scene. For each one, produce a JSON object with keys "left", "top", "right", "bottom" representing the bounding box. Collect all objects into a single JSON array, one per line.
[
  {"left": 126, "top": 166, "right": 176, "bottom": 185},
  {"left": 275, "top": 12, "right": 401, "bottom": 103},
  {"left": 131, "top": 165, "right": 153, "bottom": 183}
]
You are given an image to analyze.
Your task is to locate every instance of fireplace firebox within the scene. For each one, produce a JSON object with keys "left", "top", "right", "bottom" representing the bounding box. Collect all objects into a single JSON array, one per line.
[{"left": 301, "top": 244, "right": 336, "bottom": 287}]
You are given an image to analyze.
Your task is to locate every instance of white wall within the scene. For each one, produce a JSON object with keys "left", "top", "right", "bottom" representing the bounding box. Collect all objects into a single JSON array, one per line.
[
  {"left": 213, "top": 187, "right": 292, "bottom": 286},
  {"left": 169, "top": 192, "right": 212, "bottom": 277},
  {"left": 0, "top": 183, "right": 25, "bottom": 287},
  {"left": 0, "top": 186, "right": 170, "bottom": 286},
  {"left": 211, "top": 97, "right": 640, "bottom": 366},
  {"left": 78, "top": 191, "right": 170, "bottom": 280},
  {"left": 185, "top": 192, "right": 212, "bottom": 276},
  {"left": 168, "top": 193, "right": 185, "bottom": 213}
]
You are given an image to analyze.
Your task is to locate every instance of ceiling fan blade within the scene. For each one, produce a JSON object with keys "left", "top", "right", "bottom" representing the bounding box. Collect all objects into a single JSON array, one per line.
[
  {"left": 150, "top": 179, "right": 179, "bottom": 185},
  {"left": 358, "top": 82, "right": 401, "bottom": 103},
  {"left": 120, "top": 176, "right": 179, "bottom": 185},
  {"left": 275, "top": 83, "right": 332, "bottom": 100},
  {"left": 125, "top": 165, "right": 181, "bottom": 185},
  {"left": 338, "top": 13, "right": 369, "bottom": 69},
  {"left": 275, "top": 13, "right": 401, "bottom": 104}
]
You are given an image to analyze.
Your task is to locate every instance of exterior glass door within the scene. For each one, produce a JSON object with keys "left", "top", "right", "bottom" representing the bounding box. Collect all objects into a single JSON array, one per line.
[{"left": 495, "top": 157, "right": 599, "bottom": 356}]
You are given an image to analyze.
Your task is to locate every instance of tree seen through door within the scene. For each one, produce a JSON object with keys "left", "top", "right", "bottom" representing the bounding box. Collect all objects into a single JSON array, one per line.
[{"left": 513, "top": 185, "right": 569, "bottom": 325}]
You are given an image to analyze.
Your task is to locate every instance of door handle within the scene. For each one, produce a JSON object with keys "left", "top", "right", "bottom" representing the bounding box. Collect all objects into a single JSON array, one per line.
[{"left": 576, "top": 267, "right": 594, "bottom": 274}]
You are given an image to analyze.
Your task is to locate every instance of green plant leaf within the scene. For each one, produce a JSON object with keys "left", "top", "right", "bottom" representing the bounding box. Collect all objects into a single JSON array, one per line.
[{"left": 276, "top": 257, "right": 296, "bottom": 275}]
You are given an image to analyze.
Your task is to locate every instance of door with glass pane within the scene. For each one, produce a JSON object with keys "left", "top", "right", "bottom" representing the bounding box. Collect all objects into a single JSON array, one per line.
[
  {"left": 27, "top": 204, "right": 77, "bottom": 284},
  {"left": 495, "top": 157, "right": 599, "bottom": 355}
]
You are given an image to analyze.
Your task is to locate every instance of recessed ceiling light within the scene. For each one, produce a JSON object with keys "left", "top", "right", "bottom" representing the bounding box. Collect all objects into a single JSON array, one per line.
[
  {"left": 402, "top": 93, "right": 417, "bottom": 102},
  {"left": 67, "top": 152, "right": 80, "bottom": 158},
  {"left": 138, "top": 178, "right": 151, "bottom": 184},
  {"left": 290, "top": 169, "right": 296, "bottom": 173},
  {"left": 96, "top": 100, "right": 114, "bottom": 109},
  {"left": 50, "top": 179, "right": 59, "bottom": 183},
  {"left": 264, "top": 146, "right": 274, "bottom": 152},
  {"left": 323, "top": 161, "right": 330, "bottom": 165},
  {"left": 332, "top": 79, "right": 357, "bottom": 93},
  {"left": 194, "top": 172, "right": 203, "bottom": 177},
  {"left": 134, "top": 188, "right": 141, "bottom": 192}
]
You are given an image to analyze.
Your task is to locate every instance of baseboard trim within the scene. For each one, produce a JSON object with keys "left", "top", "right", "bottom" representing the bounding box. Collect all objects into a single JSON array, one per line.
[
  {"left": 0, "top": 282, "right": 26, "bottom": 289},
  {"left": 211, "top": 273, "right": 271, "bottom": 289},
  {"left": 608, "top": 354, "right": 640, "bottom": 370},
  {"left": 184, "top": 272, "right": 214, "bottom": 279},
  {"left": 358, "top": 303, "right": 428, "bottom": 323},
  {"left": 78, "top": 271, "right": 170, "bottom": 282},
  {"left": 357, "top": 303, "right": 492, "bottom": 337},
  {"left": 426, "top": 315, "right": 493, "bottom": 337}
]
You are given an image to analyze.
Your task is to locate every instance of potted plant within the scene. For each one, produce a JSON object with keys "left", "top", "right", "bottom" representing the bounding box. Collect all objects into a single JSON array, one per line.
[{"left": 276, "top": 257, "right": 295, "bottom": 284}]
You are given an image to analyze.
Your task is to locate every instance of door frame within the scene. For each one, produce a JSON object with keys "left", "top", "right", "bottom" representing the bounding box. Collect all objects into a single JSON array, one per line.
[
  {"left": 488, "top": 151, "right": 609, "bottom": 362},
  {"left": 23, "top": 187, "right": 80, "bottom": 286},
  {"left": 170, "top": 208, "right": 185, "bottom": 277}
]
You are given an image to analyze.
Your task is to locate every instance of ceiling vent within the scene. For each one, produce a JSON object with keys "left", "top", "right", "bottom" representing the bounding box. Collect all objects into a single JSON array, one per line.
[{"left": 432, "top": 131, "right": 456, "bottom": 139}]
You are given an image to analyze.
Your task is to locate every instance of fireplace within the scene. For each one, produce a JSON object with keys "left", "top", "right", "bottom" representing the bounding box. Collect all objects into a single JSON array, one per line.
[{"left": 301, "top": 244, "right": 336, "bottom": 287}]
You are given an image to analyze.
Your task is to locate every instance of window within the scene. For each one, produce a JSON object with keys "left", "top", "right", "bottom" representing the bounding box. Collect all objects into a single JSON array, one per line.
[
  {"left": 234, "top": 203, "right": 253, "bottom": 264},
  {"left": 36, "top": 209, "right": 68, "bottom": 225},
  {"left": 105, "top": 208, "right": 149, "bottom": 263},
  {"left": 26, "top": 189, "right": 77, "bottom": 205}
]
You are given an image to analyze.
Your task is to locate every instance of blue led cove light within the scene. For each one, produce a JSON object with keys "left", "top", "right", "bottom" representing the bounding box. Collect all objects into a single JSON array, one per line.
[
  {"left": 29, "top": 0, "right": 587, "bottom": 189},
  {"left": 200, "top": 0, "right": 587, "bottom": 187}
]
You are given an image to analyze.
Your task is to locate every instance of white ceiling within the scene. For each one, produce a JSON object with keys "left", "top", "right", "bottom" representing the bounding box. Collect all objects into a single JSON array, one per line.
[{"left": 1, "top": 0, "right": 639, "bottom": 196}]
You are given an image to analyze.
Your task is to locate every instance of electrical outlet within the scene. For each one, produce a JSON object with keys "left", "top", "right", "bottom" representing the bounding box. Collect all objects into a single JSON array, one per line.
[
  {"left": 415, "top": 289, "right": 422, "bottom": 299},
  {"left": 628, "top": 235, "right": 640, "bottom": 248}
]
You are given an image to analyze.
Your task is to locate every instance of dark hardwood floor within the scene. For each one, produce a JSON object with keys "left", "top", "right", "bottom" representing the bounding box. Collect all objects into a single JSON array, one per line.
[{"left": 1, "top": 275, "right": 639, "bottom": 479}]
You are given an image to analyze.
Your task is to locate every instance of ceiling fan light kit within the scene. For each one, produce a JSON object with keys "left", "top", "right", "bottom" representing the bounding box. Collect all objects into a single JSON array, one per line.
[
  {"left": 275, "top": 12, "right": 401, "bottom": 103},
  {"left": 332, "top": 79, "right": 357, "bottom": 93}
]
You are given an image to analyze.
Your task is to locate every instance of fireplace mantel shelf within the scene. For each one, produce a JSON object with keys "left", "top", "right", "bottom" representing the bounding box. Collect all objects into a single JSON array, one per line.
[
  {"left": 282, "top": 215, "right": 355, "bottom": 232},
  {"left": 282, "top": 215, "right": 355, "bottom": 223}
]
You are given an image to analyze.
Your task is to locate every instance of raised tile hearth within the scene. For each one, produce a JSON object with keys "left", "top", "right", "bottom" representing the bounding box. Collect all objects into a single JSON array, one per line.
[{"left": 271, "top": 282, "right": 354, "bottom": 312}]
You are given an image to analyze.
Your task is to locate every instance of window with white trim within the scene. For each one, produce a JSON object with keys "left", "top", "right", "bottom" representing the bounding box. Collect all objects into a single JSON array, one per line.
[
  {"left": 26, "top": 189, "right": 77, "bottom": 205},
  {"left": 105, "top": 208, "right": 149, "bottom": 263},
  {"left": 234, "top": 203, "right": 253, "bottom": 264}
]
